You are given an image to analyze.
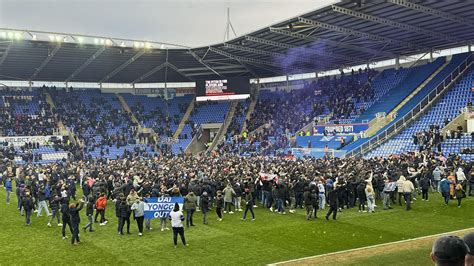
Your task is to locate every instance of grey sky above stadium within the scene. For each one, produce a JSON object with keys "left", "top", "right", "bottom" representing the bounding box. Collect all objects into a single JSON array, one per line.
[{"left": 0, "top": 0, "right": 337, "bottom": 47}]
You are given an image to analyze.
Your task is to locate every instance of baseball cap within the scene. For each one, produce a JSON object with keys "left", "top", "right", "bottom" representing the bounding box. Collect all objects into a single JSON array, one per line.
[{"left": 432, "top": 235, "right": 469, "bottom": 263}]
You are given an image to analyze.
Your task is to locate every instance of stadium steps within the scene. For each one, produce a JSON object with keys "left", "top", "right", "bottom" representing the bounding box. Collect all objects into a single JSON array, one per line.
[
  {"left": 208, "top": 101, "right": 238, "bottom": 151},
  {"left": 173, "top": 97, "right": 195, "bottom": 140},
  {"left": 44, "top": 92, "right": 67, "bottom": 134},
  {"left": 348, "top": 55, "right": 473, "bottom": 157},
  {"left": 240, "top": 84, "right": 260, "bottom": 134},
  {"left": 116, "top": 94, "right": 140, "bottom": 128},
  {"left": 364, "top": 59, "right": 451, "bottom": 137}
]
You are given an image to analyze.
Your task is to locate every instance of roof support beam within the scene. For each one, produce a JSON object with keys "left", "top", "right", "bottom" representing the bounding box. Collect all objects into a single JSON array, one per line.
[
  {"left": 331, "top": 5, "right": 463, "bottom": 43},
  {"left": 269, "top": 27, "right": 396, "bottom": 58},
  {"left": 0, "top": 42, "right": 13, "bottom": 67},
  {"left": 100, "top": 49, "right": 146, "bottom": 83},
  {"left": 30, "top": 44, "right": 61, "bottom": 80},
  {"left": 65, "top": 46, "right": 106, "bottom": 83},
  {"left": 297, "top": 17, "right": 425, "bottom": 50},
  {"left": 244, "top": 35, "right": 362, "bottom": 63},
  {"left": 188, "top": 49, "right": 224, "bottom": 78},
  {"left": 388, "top": 0, "right": 474, "bottom": 27},
  {"left": 167, "top": 63, "right": 196, "bottom": 82},
  {"left": 131, "top": 62, "right": 167, "bottom": 84},
  {"left": 223, "top": 43, "right": 338, "bottom": 69},
  {"left": 243, "top": 61, "right": 286, "bottom": 76},
  {"left": 208, "top": 47, "right": 314, "bottom": 74}
]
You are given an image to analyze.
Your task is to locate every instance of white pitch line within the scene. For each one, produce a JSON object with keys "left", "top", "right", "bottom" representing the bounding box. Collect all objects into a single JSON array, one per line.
[{"left": 269, "top": 227, "right": 474, "bottom": 265}]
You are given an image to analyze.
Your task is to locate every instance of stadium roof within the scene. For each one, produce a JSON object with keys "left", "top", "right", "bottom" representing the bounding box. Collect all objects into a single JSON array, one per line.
[{"left": 1, "top": 0, "right": 474, "bottom": 84}]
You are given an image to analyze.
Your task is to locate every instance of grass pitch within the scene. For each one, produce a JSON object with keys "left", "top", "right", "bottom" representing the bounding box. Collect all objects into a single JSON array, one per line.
[{"left": 0, "top": 189, "right": 472, "bottom": 265}]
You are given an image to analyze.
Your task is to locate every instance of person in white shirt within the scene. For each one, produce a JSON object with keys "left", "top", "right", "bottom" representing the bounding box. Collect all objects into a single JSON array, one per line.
[
  {"left": 169, "top": 203, "right": 188, "bottom": 248},
  {"left": 456, "top": 168, "right": 466, "bottom": 184}
]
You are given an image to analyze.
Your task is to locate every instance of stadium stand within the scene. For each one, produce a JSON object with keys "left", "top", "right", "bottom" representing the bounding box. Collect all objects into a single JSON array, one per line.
[
  {"left": 342, "top": 53, "right": 471, "bottom": 154},
  {"left": 365, "top": 68, "right": 474, "bottom": 159}
]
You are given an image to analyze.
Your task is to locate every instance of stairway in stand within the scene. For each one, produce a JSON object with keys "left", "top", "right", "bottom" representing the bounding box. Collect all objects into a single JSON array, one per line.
[
  {"left": 173, "top": 97, "right": 195, "bottom": 140},
  {"left": 208, "top": 101, "right": 238, "bottom": 151}
]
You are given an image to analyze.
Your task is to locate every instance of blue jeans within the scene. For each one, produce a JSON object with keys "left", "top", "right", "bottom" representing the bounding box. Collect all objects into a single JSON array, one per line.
[
  {"left": 276, "top": 199, "right": 284, "bottom": 213},
  {"left": 262, "top": 191, "right": 271, "bottom": 208},
  {"left": 318, "top": 193, "right": 326, "bottom": 210}
]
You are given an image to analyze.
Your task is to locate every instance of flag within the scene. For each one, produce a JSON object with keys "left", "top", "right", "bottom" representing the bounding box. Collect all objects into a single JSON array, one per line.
[{"left": 260, "top": 173, "right": 279, "bottom": 183}]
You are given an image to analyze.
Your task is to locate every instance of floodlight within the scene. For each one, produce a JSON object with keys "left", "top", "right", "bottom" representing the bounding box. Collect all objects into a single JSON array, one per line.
[
  {"left": 77, "top": 37, "right": 84, "bottom": 43},
  {"left": 49, "top": 35, "right": 55, "bottom": 41},
  {"left": 14, "top": 32, "right": 21, "bottom": 40},
  {"left": 120, "top": 41, "right": 126, "bottom": 47},
  {"left": 145, "top": 42, "right": 152, "bottom": 49},
  {"left": 7, "top": 32, "right": 14, "bottom": 39},
  {"left": 0, "top": 32, "right": 6, "bottom": 39},
  {"left": 55, "top": 35, "right": 62, "bottom": 42},
  {"left": 94, "top": 38, "right": 99, "bottom": 44},
  {"left": 134, "top": 42, "right": 140, "bottom": 48},
  {"left": 105, "top": 39, "right": 112, "bottom": 46},
  {"left": 31, "top": 34, "right": 37, "bottom": 41}
]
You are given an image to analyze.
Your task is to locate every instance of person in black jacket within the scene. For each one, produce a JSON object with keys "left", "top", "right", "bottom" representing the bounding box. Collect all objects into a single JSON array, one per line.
[
  {"left": 303, "top": 187, "right": 314, "bottom": 220},
  {"left": 47, "top": 195, "right": 62, "bottom": 227},
  {"left": 83, "top": 196, "right": 95, "bottom": 232},
  {"left": 357, "top": 182, "right": 367, "bottom": 213},
  {"left": 419, "top": 175, "right": 431, "bottom": 201},
  {"left": 69, "top": 200, "right": 84, "bottom": 245},
  {"left": 216, "top": 191, "right": 223, "bottom": 221},
  {"left": 241, "top": 188, "right": 255, "bottom": 221},
  {"left": 118, "top": 197, "right": 131, "bottom": 235},
  {"left": 60, "top": 197, "right": 73, "bottom": 240},
  {"left": 21, "top": 192, "right": 34, "bottom": 226},
  {"left": 201, "top": 191, "right": 210, "bottom": 225},
  {"left": 326, "top": 187, "right": 339, "bottom": 220},
  {"left": 311, "top": 189, "right": 319, "bottom": 219}
]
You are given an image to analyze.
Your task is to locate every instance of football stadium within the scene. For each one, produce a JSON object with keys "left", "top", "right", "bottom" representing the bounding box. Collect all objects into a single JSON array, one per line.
[{"left": 1, "top": 0, "right": 474, "bottom": 265}]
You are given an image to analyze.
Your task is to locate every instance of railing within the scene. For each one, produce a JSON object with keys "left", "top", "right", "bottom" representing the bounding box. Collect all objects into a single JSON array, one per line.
[{"left": 346, "top": 53, "right": 473, "bottom": 158}]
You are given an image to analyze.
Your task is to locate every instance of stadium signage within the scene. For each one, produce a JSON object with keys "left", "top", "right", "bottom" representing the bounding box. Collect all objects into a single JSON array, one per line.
[
  {"left": 0, "top": 135, "right": 63, "bottom": 147},
  {"left": 314, "top": 123, "right": 368, "bottom": 134},
  {"left": 144, "top": 197, "right": 184, "bottom": 219}
]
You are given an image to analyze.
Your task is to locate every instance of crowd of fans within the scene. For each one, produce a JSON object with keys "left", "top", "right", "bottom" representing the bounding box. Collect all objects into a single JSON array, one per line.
[
  {"left": 246, "top": 68, "right": 376, "bottom": 135},
  {"left": 0, "top": 91, "right": 57, "bottom": 136},
  {"left": 50, "top": 89, "right": 139, "bottom": 152}
]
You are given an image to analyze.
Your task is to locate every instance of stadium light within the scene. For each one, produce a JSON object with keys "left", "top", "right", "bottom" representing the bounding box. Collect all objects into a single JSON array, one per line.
[
  {"left": 145, "top": 42, "right": 152, "bottom": 49},
  {"left": 7, "top": 32, "right": 14, "bottom": 39},
  {"left": 94, "top": 38, "right": 99, "bottom": 45},
  {"left": 54, "top": 35, "right": 62, "bottom": 42},
  {"left": 14, "top": 32, "right": 21, "bottom": 40},
  {"left": 120, "top": 41, "right": 126, "bottom": 47},
  {"left": 100, "top": 39, "right": 105, "bottom": 45},
  {"left": 48, "top": 35, "right": 55, "bottom": 41},
  {"left": 105, "top": 39, "right": 112, "bottom": 46},
  {"left": 0, "top": 32, "right": 6, "bottom": 39},
  {"left": 77, "top": 36, "right": 84, "bottom": 44},
  {"left": 31, "top": 34, "right": 37, "bottom": 41}
]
